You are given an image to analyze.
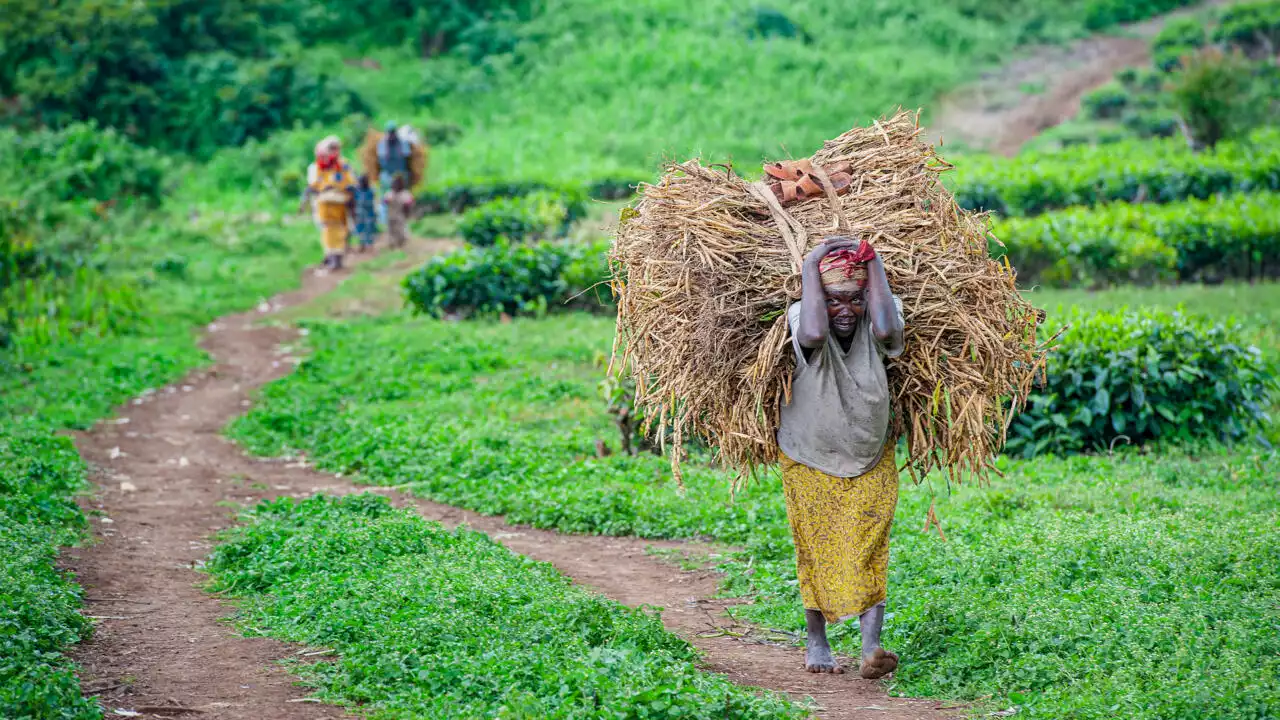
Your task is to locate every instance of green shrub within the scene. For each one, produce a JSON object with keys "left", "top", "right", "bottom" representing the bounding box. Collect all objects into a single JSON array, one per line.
[
  {"left": 403, "top": 238, "right": 608, "bottom": 317},
  {"left": 1084, "top": 0, "right": 1197, "bottom": 30},
  {"left": 4, "top": 123, "right": 166, "bottom": 204},
  {"left": 1168, "top": 48, "right": 1256, "bottom": 151},
  {"left": 1082, "top": 82, "right": 1130, "bottom": 120},
  {"left": 1119, "top": 107, "right": 1180, "bottom": 139},
  {"left": 457, "top": 191, "right": 585, "bottom": 247},
  {"left": 1152, "top": 16, "right": 1208, "bottom": 71},
  {"left": 952, "top": 127, "right": 1280, "bottom": 216},
  {"left": 994, "top": 192, "right": 1280, "bottom": 287},
  {"left": 420, "top": 176, "right": 637, "bottom": 215},
  {"left": 1007, "top": 309, "right": 1275, "bottom": 457},
  {"left": 1213, "top": 0, "right": 1280, "bottom": 54}
]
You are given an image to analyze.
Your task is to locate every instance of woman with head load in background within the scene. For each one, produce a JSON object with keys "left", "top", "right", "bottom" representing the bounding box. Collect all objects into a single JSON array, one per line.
[
  {"left": 777, "top": 235, "right": 906, "bottom": 678},
  {"left": 302, "top": 135, "right": 356, "bottom": 270}
]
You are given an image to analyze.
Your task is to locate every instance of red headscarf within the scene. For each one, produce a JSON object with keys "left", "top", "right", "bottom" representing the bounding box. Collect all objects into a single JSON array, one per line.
[{"left": 818, "top": 242, "right": 876, "bottom": 290}]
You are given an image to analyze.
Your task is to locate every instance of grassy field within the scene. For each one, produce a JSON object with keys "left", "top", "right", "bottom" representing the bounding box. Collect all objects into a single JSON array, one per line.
[
  {"left": 307, "top": 0, "right": 1178, "bottom": 186},
  {"left": 228, "top": 280, "right": 1280, "bottom": 719}
]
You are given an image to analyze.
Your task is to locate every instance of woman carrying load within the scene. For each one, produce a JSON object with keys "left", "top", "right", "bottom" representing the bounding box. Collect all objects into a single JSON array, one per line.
[
  {"left": 301, "top": 135, "right": 356, "bottom": 270},
  {"left": 777, "top": 235, "right": 906, "bottom": 678}
]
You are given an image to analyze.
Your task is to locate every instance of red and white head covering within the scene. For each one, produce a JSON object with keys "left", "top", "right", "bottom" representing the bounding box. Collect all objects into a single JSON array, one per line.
[
  {"left": 315, "top": 135, "right": 342, "bottom": 169},
  {"left": 818, "top": 238, "right": 876, "bottom": 292}
]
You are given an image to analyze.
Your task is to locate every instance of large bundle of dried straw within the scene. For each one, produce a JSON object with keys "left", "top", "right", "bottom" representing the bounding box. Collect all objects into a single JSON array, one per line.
[{"left": 610, "top": 110, "right": 1046, "bottom": 488}]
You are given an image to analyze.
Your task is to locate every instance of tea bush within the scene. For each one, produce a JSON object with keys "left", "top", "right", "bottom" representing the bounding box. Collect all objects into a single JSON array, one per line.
[
  {"left": 993, "top": 191, "right": 1280, "bottom": 287},
  {"left": 1213, "top": 0, "right": 1280, "bottom": 54},
  {"left": 457, "top": 191, "right": 586, "bottom": 247},
  {"left": 1152, "top": 16, "right": 1208, "bottom": 71},
  {"left": 952, "top": 127, "right": 1280, "bottom": 216},
  {"left": 1007, "top": 308, "right": 1275, "bottom": 457},
  {"left": 1081, "top": 82, "right": 1130, "bottom": 120},
  {"left": 403, "top": 237, "right": 609, "bottom": 317}
]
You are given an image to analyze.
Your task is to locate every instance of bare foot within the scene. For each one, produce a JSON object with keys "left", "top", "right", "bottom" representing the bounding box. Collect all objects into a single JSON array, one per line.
[
  {"left": 805, "top": 641, "right": 845, "bottom": 674},
  {"left": 859, "top": 647, "right": 899, "bottom": 679}
]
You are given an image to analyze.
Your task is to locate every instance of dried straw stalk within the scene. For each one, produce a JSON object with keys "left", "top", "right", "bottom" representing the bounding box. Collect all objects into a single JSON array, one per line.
[{"left": 610, "top": 110, "right": 1046, "bottom": 489}]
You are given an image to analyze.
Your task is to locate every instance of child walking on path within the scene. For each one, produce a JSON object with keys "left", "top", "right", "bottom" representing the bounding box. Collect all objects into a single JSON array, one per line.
[
  {"left": 383, "top": 175, "right": 414, "bottom": 249},
  {"left": 353, "top": 175, "right": 378, "bottom": 252},
  {"left": 777, "top": 235, "right": 906, "bottom": 679}
]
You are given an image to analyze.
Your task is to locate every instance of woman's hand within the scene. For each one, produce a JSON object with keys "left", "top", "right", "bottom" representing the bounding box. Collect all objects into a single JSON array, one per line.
[{"left": 803, "top": 237, "right": 858, "bottom": 267}]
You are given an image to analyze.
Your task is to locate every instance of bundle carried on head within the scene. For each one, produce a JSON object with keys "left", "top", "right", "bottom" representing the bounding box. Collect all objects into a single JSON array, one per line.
[
  {"left": 610, "top": 110, "right": 1046, "bottom": 488},
  {"left": 358, "top": 128, "right": 430, "bottom": 189}
]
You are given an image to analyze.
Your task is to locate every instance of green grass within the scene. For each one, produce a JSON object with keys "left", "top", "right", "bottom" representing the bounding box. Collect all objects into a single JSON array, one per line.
[
  {"left": 0, "top": 183, "right": 317, "bottom": 719},
  {"left": 206, "top": 493, "right": 803, "bottom": 719},
  {"left": 304, "top": 0, "right": 1181, "bottom": 187},
  {"left": 228, "top": 282, "right": 1280, "bottom": 719}
]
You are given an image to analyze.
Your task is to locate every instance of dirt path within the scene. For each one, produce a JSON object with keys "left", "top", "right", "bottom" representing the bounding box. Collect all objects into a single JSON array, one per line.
[
  {"left": 930, "top": 0, "right": 1232, "bottom": 154},
  {"left": 67, "top": 239, "right": 955, "bottom": 719}
]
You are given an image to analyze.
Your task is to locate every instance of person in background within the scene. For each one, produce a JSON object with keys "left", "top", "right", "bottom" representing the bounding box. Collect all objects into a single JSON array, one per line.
[
  {"left": 300, "top": 135, "right": 355, "bottom": 270},
  {"left": 777, "top": 235, "right": 906, "bottom": 678},
  {"left": 376, "top": 121, "right": 411, "bottom": 225},
  {"left": 383, "top": 174, "right": 414, "bottom": 249},
  {"left": 353, "top": 174, "right": 378, "bottom": 253}
]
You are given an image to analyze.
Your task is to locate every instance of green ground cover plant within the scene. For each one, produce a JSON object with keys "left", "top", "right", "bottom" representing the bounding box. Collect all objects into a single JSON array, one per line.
[
  {"left": 206, "top": 493, "right": 802, "bottom": 719},
  {"left": 228, "top": 285, "right": 1280, "bottom": 718},
  {"left": 992, "top": 191, "right": 1280, "bottom": 286}
]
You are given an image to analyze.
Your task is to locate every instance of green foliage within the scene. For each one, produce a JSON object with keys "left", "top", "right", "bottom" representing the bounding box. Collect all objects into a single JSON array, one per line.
[
  {"left": 1152, "top": 16, "right": 1208, "bottom": 72},
  {"left": 229, "top": 297, "right": 1280, "bottom": 719},
  {"left": 993, "top": 192, "right": 1280, "bottom": 287},
  {"left": 1083, "top": 0, "right": 1197, "bottom": 30},
  {"left": 1007, "top": 309, "right": 1275, "bottom": 457},
  {"left": 403, "top": 237, "right": 609, "bottom": 317},
  {"left": 0, "top": 0, "right": 368, "bottom": 156},
  {"left": 1213, "top": 0, "right": 1280, "bottom": 54},
  {"left": 2, "top": 124, "right": 167, "bottom": 204},
  {"left": 207, "top": 493, "right": 800, "bottom": 719},
  {"left": 733, "top": 6, "right": 813, "bottom": 43},
  {"left": 1081, "top": 82, "right": 1130, "bottom": 120},
  {"left": 1168, "top": 48, "right": 1256, "bottom": 151},
  {"left": 952, "top": 127, "right": 1280, "bottom": 216},
  {"left": 457, "top": 191, "right": 586, "bottom": 247}
]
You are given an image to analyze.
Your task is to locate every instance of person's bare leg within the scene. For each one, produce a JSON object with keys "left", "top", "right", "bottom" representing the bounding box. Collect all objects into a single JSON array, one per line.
[
  {"left": 859, "top": 601, "right": 899, "bottom": 679},
  {"left": 804, "top": 609, "right": 844, "bottom": 673}
]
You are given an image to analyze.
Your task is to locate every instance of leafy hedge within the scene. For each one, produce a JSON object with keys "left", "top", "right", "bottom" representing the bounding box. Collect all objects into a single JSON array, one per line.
[
  {"left": 457, "top": 191, "right": 586, "bottom": 247},
  {"left": 1007, "top": 309, "right": 1275, "bottom": 458},
  {"left": 404, "top": 238, "right": 611, "bottom": 317},
  {"left": 953, "top": 127, "right": 1280, "bottom": 217},
  {"left": 1083, "top": 0, "right": 1198, "bottom": 30},
  {"left": 992, "top": 192, "right": 1280, "bottom": 287},
  {"left": 418, "top": 173, "right": 648, "bottom": 215}
]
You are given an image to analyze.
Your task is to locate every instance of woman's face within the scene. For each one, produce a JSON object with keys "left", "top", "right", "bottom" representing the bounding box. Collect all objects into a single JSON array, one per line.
[{"left": 824, "top": 288, "right": 865, "bottom": 337}]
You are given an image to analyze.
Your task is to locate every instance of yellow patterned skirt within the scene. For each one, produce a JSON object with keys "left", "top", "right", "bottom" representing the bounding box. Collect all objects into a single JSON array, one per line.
[
  {"left": 316, "top": 201, "right": 349, "bottom": 252},
  {"left": 780, "top": 447, "right": 899, "bottom": 623}
]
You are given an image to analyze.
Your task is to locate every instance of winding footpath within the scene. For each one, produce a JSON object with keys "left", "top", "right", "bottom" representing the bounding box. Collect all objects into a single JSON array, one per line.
[{"left": 66, "top": 241, "right": 955, "bottom": 719}]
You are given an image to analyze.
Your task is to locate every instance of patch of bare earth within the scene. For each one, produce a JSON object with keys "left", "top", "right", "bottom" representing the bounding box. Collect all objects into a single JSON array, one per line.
[
  {"left": 66, "top": 236, "right": 956, "bottom": 719},
  {"left": 930, "top": 0, "right": 1233, "bottom": 155}
]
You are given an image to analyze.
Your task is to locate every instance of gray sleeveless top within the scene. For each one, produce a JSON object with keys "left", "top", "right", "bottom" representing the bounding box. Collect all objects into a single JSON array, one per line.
[{"left": 776, "top": 298, "right": 904, "bottom": 477}]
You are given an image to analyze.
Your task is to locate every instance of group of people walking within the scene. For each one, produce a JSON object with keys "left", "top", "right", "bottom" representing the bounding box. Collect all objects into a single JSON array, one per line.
[{"left": 299, "top": 123, "right": 418, "bottom": 270}]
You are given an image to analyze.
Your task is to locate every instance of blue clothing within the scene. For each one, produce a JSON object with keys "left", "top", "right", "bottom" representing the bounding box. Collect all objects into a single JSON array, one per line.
[{"left": 353, "top": 186, "right": 378, "bottom": 247}]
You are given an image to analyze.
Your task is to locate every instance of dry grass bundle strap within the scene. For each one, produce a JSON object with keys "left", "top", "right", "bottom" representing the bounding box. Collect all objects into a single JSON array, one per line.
[{"left": 610, "top": 109, "right": 1046, "bottom": 491}]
